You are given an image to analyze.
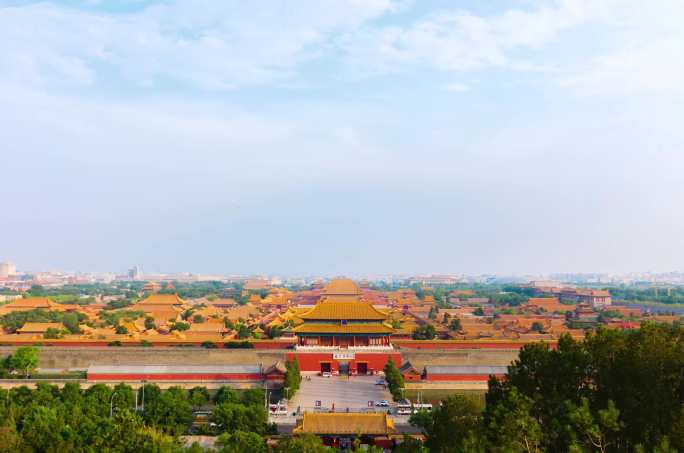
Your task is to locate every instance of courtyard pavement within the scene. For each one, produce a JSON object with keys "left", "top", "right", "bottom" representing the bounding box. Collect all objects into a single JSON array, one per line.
[{"left": 288, "top": 374, "right": 392, "bottom": 413}]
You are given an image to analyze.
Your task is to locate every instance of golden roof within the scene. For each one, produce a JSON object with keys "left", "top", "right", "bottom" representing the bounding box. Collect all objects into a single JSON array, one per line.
[
  {"left": 294, "top": 412, "right": 395, "bottom": 435},
  {"left": 17, "top": 322, "right": 64, "bottom": 333},
  {"left": 4, "top": 297, "right": 55, "bottom": 309},
  {"left": 188, "top": 322, "right": 227, "bottom": 334},
  {"left": 323, "top": 279, "right": 361, "bottom": 296},
  {"left": 300, "top": 301, "right": 388, "bottom": 321},
  {"left": 138, "top": 294, "right": 185, "bottom": 306},
  {"left": 293, "top": 323, "right": 394, "bottom": 334},
  {"left": 223, "top": 304, "right": 259, "bottom": 322}
]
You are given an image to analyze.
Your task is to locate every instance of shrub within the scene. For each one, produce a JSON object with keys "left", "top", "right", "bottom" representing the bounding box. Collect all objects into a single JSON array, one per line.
[
  {"left": 412, "top": 324, "right": 437, "bottom": 340},
  {"left": 224, "top": 341, "right": 254, "bottom": 349}
]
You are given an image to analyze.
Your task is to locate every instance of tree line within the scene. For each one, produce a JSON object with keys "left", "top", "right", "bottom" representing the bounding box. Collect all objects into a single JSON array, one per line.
[
  {"left": 0, "top": 380, "right": 343, "bottom": 452},
  {"left": 408, "top": 322, "right": 684, "bottom": 452}
]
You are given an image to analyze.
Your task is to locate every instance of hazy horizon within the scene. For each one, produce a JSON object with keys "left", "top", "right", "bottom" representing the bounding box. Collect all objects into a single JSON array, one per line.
[{"left": 2, "top": 1, "right": 684, "bottom": 276}]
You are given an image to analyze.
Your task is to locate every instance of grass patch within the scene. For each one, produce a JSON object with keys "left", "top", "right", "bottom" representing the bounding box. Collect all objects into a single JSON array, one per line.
[
  {"left": 403, "top": 389, "right": 486, "bottom": 406},
  {"left": 28, "top": 371, "right": 87, "bottom": 380}
]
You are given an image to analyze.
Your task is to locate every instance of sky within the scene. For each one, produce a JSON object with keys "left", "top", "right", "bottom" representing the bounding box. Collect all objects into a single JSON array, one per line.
[{"left": 1, "top": 0, "right": 684, "bottom": 276}]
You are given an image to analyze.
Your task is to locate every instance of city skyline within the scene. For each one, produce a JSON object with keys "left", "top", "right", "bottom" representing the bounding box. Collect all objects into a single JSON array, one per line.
[{"left": 3, "top": 0, "right": 684, "bottom": 275}]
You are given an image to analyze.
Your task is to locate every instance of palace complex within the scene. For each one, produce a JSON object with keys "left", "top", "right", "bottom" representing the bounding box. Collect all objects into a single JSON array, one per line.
[{"left": 0, "top": 278, "right": 678, "bottom": 368}]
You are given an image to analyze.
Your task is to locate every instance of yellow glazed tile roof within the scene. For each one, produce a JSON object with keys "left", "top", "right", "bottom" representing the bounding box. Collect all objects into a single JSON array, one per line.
[
  {"left": 17, "top": 322, "right": 64, "bottom": 333},
  {"left": 138, "top": 294, "right": 185, "bottom": 306},
  {"left": 300, "top": 301, "right": 388, "bottom": 321},
  {"left": 293, "top": 323, "right": 394, "bottom": 334},
  {"left": 294, "top": 412, "right": 394, "bottom": 435},
  {"left": 323, "top": 278, "right": 362, "bottom": 296},
  {"left": 5, "top": 297, "right": 55, "bottom": 309}
]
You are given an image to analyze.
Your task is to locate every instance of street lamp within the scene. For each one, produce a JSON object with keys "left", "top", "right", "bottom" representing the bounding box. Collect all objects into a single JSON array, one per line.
[{"left": 109, "top": 391, "right": 119, "bottom": 418}]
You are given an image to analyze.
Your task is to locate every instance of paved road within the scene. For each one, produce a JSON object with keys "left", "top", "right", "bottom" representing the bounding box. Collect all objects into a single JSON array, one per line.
[{"left": 288, "top": 374, "right": 392, "bottom": 413}]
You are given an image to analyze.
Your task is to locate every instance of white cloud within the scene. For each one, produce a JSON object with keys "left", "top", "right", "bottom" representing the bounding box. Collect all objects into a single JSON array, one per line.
[
  {"left": 340, "top": 0, "right": 591, "bottom": 76},
  {"left": 338, "top": 0, "right": 684, "bottom": 98},
  {"left": 0, "top": 0, "right": 396, "bottom": 90}
]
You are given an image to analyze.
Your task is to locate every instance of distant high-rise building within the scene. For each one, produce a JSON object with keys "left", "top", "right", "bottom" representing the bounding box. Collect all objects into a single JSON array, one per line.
[
  {"left": 128, "top": 265, "right": 142, "bottom": 280},
  {"left": 0, "top": 262, "right": 17, "bottom": 277}
]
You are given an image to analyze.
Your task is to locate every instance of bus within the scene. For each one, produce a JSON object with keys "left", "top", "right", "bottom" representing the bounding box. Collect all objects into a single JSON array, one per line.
[
  {"left": 412, "top": 403, "right": 433, "bottom": 413},
  {"left": 396, "top": 400, "right": 413, "bottom": 415}
]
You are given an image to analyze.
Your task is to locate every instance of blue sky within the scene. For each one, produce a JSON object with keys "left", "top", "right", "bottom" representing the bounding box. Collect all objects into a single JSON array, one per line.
[{"left": 2, "top": 0, "right": 684, "bottom": 276}]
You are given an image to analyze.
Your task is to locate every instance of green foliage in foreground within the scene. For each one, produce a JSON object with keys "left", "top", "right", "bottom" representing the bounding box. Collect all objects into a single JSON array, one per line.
[
  {"left": 284, "top": 358, "right": 302, "bottom": 399},
  {"left": 0, "top": 382, "right": 323, "bottom": 452},
  {"left": 384, "top": 358, "right": 405, "bottom": 401},
  {"left": 410, "top": 322, "right": 684, "bottom": 452},
  {"left": 0, "top": 346, "right": 39, "bottom": 378}
]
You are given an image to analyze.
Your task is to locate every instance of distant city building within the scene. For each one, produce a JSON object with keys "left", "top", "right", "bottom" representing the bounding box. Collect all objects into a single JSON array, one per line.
[
  {"left": 243, "top": 278, "right": 272, "bottom": 291},
  {"left": 0, "top": 262, "right": 17, "bottom": 277},
  {"left": 408, "top": 275, "right": 462, "bottom": 285},
  {"left": 128, "top": 265, "right": 142, "bottom": 280}
]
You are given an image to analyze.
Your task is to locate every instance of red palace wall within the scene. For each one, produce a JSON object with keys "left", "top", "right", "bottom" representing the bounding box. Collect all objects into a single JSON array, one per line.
[
  {"left": 425, "top": 374, "right": 505, "bottom": 382},
  {"left": 286, "top": 352, "right": 402, "bottom": 373},
  {"left": 87, "top": 373, "right": 262, "bottom": 381},
  {"left": 393, "top": 340, "right": 556, "bottom": 350}
]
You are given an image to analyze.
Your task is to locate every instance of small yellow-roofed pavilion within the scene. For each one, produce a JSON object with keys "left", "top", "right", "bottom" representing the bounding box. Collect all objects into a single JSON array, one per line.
[
  {"left": 294, "top": 412, "right": 395, "bottom": 435},
  {"left": 136, "top": 294, "right": 185, "bottom": 306}
]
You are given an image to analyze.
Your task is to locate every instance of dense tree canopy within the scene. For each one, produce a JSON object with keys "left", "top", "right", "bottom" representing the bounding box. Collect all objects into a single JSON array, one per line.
[{"left": 410, "top": 323, "right": 684, "bottom": 452}]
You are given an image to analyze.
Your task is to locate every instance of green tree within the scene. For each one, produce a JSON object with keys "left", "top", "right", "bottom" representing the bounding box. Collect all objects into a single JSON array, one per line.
[
  {"left": 393, "top": 436, "right": 429, "bottom": 453},
  {"left": 487, "top": 388, "right": 542, "bottom": 453},
  {"left": 411, "top": 394, "right": 484, "bottom": 453},
  {"left": 144, "top": 316, "right": 156, "bottom": 330},
  {"left": 189, "top": 386, "right": 210, "bottom": 410},
  {"left": 0, "top": 419, "right": 23, "bottom": 453},
  {"left": 213, "top": 386, "right": 240, "bottom": 405},
  {"left": 412, "top": 324, "right": 437, "bottom": 340},
  {"left": 20, "top": 406, "right": 66, "bottom": 452},
  {"left": 170, "top": 321, "right": 190, "bottom": 332},
  {"left": 235, "top": 324, "right": 252, "bottom": 339},
  {"left": 10, "top": 346, "right": 39, "bottom": 378},
  {"left": 449, "top": 317, "right": 462, "bottom": 332},
  {"left": 284, "top": 358, "right": 302, "bottom": 399},
  {"left": 43, "top": 327, "right": 63, "bottom": 339},
  {"left": 192, "top": 314, "right": 205, "bottom": 323},
  {"left": 241, "top": 388, "right": 265, "bottom": 407},
  {"left": 211, "top": 402, "right": 268, "bottom": 434},
  {"left": 383, "top": 358, "right": 404, "bottom": 401},
  {"left": 61, "top": 312, "right": 82, "bottom": 334},
  {"left": 565, "top": 398, "right": 622, "bottom": 453},
  {"left": 216, "top": 430, "right": 267, "bottom": 453},
  {"left": 274, "top": 433, "right": 329, "bottom": 453},
  {"left": 143, "top": 385, "right": 192, "bottom": 435}
]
